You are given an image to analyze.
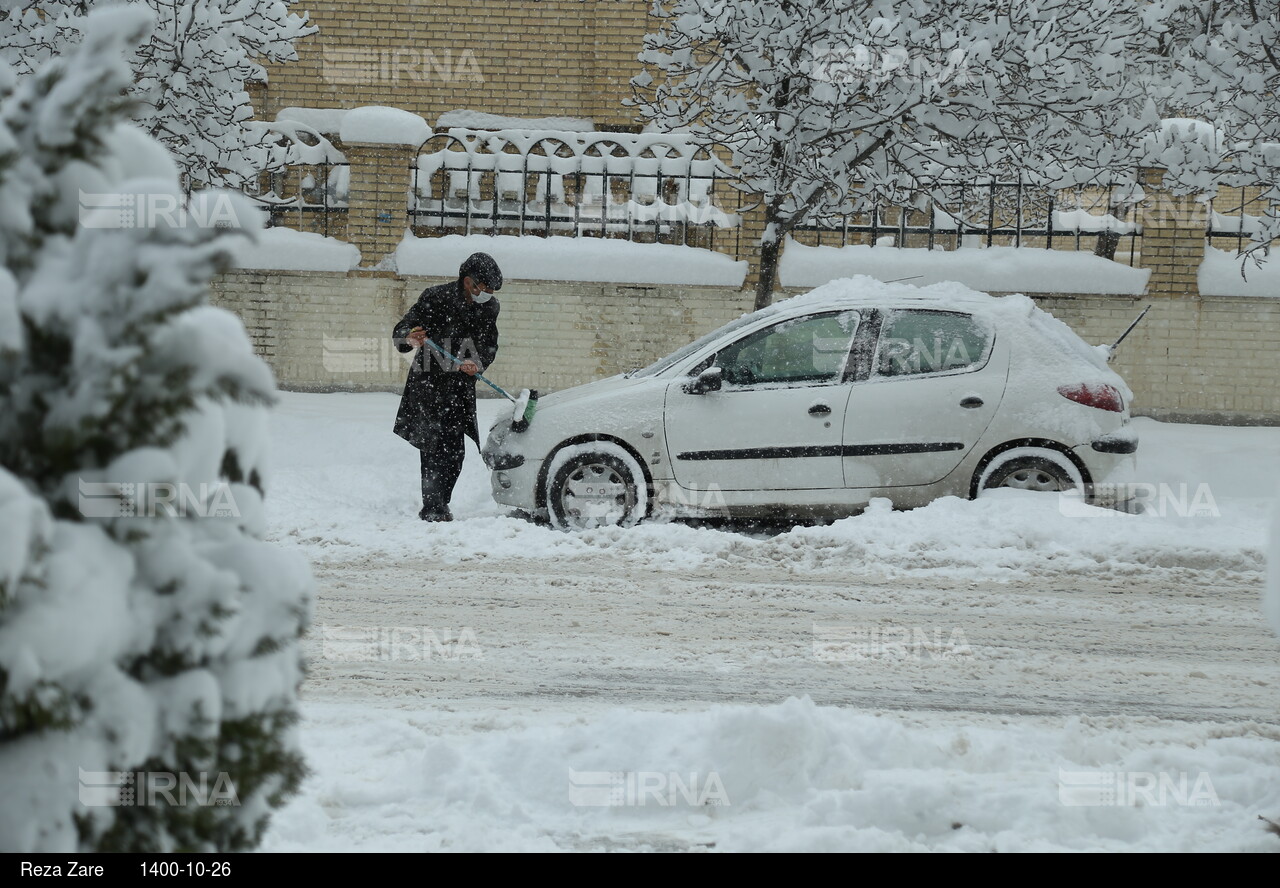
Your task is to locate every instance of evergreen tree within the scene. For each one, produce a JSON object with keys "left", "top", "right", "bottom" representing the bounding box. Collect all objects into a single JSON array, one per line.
[{"left": 0, "top": 6, "right": 312, "bottom": 852}]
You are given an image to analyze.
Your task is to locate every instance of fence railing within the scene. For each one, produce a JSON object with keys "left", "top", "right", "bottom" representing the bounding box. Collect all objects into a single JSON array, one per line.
[
  {"left": 793, "top": 179, "right": 1146, "bottom": 267},
  {"left": 251, "top": 161, "right": 350, "bottom": 238},
  {"left": 1206, "top": 188, "right": 1272, "bottom": 252},
  {"left": 408, "top": 129, "right": 741, "bottom": 251}
]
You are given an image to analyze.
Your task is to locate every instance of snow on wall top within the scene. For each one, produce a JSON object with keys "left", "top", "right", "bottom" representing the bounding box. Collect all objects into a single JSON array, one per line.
[
  {"left": 276, "top": 107, "right": 349, "bottom": 135},
  {"left": 780, "top": 239, "right": 1151, "bottom": 296},
  {"left": 231, "top": 228, "right": 360, "bottom": 272},
  {"left": 395, "top": 233, "right": 745, "bottom": 286},
  {"left": 339, "top": 106, "right": 431, "bottom": 147},
  {"left": 1199, "top": 247, "right": 1280, "bottom": 298}
]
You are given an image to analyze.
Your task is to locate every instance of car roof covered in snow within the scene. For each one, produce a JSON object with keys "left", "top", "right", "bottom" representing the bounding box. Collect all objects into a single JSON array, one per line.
[{"left": 766, "top": 275, "right": 1034, "bottom": 321}]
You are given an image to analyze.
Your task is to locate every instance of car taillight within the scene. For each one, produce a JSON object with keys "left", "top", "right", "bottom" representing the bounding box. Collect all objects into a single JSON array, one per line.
[{"left": 1057, "top": 383, "right": 1124, "bottom": 413}]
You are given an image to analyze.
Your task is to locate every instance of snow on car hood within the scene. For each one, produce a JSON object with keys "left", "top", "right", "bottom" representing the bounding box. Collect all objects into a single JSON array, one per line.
[{"left": 536, "top": 373, "right": 656, "bottom": 410}]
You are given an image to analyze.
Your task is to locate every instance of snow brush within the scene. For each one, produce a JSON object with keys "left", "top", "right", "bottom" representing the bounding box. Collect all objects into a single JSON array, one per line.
[{"left": 418, "top": 334, "right": 539, "bottom": 432}]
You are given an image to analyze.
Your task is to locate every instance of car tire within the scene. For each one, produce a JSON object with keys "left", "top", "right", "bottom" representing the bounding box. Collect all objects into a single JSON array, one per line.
[
  {"left": 979, "top": 454, "right": 1080, "bottom": 494},
  {"left": 545, "top": 443, "right": 650, "bottom": 531}
]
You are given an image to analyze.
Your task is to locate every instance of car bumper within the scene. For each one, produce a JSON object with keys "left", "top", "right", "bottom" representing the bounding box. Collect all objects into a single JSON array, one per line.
[
  {"left": 1071, "top": 430, "right": 1139, "bottom": 507},
  {"left": 483, "top": 418, "right": 542, "bottom": 511}
]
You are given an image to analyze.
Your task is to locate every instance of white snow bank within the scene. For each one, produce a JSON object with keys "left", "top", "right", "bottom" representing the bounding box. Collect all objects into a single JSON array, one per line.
[
  {"left": 436, "top": 110, "right": 595, "bottom": 132},
  {"left": 1267, "top": 490, "right": 1280, "bottom": 637},
  {"left": 231, "top": 228, "right": 360, "bottom": 272},
  {"left": 395, "top": 234, "right": 747, "bottom": 286},
  {"left": 276, "top": 107, "right": 349, "bottom": 135},
  {"left": 780, "top": 239, "right": 1150, "bottom": 295},
  {"left": 339, "top": 106, "right": 430, "bottom": 147},
  {"left": 1198, "top": 247, "right": 1280, "bottom": 297},
  {"left": 264, "top": 395, "right": 1271, "bottom": 581},
  {"left": 262, "top": 696, "right": 1280, "bottom": 852}
]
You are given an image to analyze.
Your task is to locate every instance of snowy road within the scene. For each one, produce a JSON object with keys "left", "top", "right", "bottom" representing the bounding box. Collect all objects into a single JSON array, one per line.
[
  {"left": 261, "top": 393, "right": 1280, "bottom": 852},
  {"left": 306, "top": 553, "right": 1277, "bottom": 723}
]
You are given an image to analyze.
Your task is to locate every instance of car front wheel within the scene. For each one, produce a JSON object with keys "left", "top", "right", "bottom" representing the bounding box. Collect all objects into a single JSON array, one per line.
[{"left": 545, "top": 442, "right": 649, "bottom": 531}]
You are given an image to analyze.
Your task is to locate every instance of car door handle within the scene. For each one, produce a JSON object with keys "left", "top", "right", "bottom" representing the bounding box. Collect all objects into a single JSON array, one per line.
[
  {"left": 808, "top": 403, "right": 832, "bottom": 415},
  {"left": 960, "top": 396, "right": 984, "bottom": 409}
]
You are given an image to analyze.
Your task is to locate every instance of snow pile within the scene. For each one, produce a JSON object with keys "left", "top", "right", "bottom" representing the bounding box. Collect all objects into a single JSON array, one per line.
[
  {"left": 231, "top": 227, "right": 360, "bottom": 272},
  {"left": 1267, "top": 489, "right": 1280, "bottom": 637},
  {"left": 1198, "top": 247, "right": 1280, "bottom": 298},
  {"left": 780, "top": 239, "right": 1150, "bottom": 295},
  {"left": 339, "top": 106, "right": 431, "bottom": 147},
  {"left": 262, "top": 697, "right": 1280, "bottom": 852},
  {"left": 395, "top": 233, "right": 747, "bottom": 286},
  {"left": 264, "top": 395, "right": 1269, "bottom": 582}
]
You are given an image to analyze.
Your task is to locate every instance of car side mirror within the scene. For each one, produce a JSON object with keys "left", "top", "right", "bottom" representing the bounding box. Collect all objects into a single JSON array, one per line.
[{"left": 682, "top": 366, "right": 723, "bottom": 395}]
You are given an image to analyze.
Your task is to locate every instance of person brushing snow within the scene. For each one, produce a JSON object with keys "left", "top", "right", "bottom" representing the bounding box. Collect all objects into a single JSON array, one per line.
[{"left": 392, "top": 252, "right": 502, "bottom": 521}]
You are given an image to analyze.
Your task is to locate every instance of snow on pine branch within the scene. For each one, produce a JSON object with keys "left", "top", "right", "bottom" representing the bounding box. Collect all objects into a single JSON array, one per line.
[
  {"left": 0, "top": 6, "right": 311, "bottom": 852},
  {"left": 0, "top": 1, "right": 317, "bottom": 189}
]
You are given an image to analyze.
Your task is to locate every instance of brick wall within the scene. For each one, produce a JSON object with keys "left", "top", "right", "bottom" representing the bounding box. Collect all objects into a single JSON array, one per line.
[
  {"left": 258, "top": 1, "right": 651, "bottom": 130},
  {"left": 210, "top": 269, "right": 1280, "bottom": 423},
  {"left": 210, "top": 271, "right": 754, "bottom": 395}
]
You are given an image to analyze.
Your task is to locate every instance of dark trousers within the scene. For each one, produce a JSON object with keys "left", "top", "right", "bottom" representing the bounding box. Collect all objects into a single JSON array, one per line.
[{"left": 419, "top": 427, "right": 466, "bottom": 519}]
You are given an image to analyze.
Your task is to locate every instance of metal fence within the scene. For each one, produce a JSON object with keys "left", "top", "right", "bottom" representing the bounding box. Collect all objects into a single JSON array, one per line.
[
  {"left": 1206, "top": 188, "right": 1272, "bottom": 253},
  {"left": 793, "top": 179, "right": 1146, "bottom": 267},
  {"left": 409, "top": 129, "right": 741, "bottom": 252},
  {"left": 251, "top": 161, "right": 350, "bottom": 238}
]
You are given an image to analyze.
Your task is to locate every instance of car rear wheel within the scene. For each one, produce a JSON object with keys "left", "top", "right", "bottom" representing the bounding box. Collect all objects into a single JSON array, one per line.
[
  {"left": 979, "top": 453, "right": 1080, "bottom": 494},
  {"left": 546, "top": 443, "right": 649, "bottom": 531}
]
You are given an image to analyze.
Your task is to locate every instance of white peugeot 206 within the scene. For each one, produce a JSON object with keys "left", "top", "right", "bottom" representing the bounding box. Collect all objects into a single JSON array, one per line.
[{"left": 483, "top": 277, "right": 1138, "bottom": 530}]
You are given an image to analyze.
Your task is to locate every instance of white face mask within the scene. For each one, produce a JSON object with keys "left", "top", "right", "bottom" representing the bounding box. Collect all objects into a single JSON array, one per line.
[{"left": 471, "top": 288, "right": 493, "bottom": 304}]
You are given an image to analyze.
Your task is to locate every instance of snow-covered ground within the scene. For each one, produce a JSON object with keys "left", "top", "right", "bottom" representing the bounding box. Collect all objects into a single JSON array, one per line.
[{"left": 260, "top": 393, "right": 1280, "bottom": 852}]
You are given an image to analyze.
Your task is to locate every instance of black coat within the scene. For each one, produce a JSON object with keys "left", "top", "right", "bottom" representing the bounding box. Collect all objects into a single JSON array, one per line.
[{"left": 392, "top": 279, "right": 500, "bottom": 449}]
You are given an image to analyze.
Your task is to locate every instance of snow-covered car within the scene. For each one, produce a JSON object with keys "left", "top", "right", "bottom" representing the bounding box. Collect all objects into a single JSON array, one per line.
[{"left": 483, "top": 277, "right": 1137, "bottom": 530}]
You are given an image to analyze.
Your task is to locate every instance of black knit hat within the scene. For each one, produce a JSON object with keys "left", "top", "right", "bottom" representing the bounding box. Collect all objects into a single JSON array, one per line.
[{"left": 459, "top": 252, "right": 503, "bottom": 290}]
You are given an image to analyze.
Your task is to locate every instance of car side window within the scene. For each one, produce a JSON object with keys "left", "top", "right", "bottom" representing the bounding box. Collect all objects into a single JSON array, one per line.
[
  {"left": 874, "top": 310, "right": 992, "bottom": 378},
  {"left": 712, "top": 311, "right": 859, "bottom": 387}
]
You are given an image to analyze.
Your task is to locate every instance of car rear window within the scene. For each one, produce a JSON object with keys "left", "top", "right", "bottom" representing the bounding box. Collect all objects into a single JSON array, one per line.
[{"left": 875, "top": 310, "right": 992, "bottom": 377}]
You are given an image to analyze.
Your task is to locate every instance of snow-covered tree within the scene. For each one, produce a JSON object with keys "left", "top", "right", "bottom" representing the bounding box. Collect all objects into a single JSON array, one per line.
[
  {"left": 0, "top": 0, "right": 316, "bottom": 189},
  {"left": 631, "top": 0, "right": 1156, "bottom": 308},
  {"left": 0, "top": 6, "right": 311, "bottom": 851},
  {"left": 1140, "top": 0, "right": 1280, "bottom": 261}
]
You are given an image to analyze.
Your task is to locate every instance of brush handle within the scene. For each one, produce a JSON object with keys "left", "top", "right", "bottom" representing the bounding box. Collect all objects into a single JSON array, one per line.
[{"left": 420, "top": 335, "right": 516, "bottom": 403}]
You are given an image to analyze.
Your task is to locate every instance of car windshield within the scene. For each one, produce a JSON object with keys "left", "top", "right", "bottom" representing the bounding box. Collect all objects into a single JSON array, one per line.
[{"left": 626, "top": 312, "right": 767, "bottom": 378}]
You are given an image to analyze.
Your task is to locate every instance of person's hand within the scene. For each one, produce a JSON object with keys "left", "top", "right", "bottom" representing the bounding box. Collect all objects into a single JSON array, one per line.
[
  {"left": 406, "top": 327, "right": 427, "bottom": 349},
  {"left": 458, "top": 360, "right": 480, "bottom": 376}
]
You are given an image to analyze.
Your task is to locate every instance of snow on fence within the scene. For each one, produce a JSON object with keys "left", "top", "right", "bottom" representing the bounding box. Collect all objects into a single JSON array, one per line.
[
  {"left": 794, "top": 179, "right": 1146, "bottom": 267},
  {"left": 244, "top": 120, "right": 350, "bottom": 238},
  {"left": 1206, "top": 187, "right": 1271, "bottom": 253},
  {"left": 409, "top": 129, "right": 742, "bottom": 251}
]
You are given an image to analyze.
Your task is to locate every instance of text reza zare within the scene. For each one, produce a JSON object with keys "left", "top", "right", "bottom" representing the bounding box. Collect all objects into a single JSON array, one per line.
[{"left": 20, "top": 863, "right": 105, "bottom": 877}]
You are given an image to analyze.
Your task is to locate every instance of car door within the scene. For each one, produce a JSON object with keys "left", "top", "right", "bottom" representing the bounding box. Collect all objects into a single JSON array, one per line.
[
  {"left": 664, "top": 310, "right": 860, "bottom": 491},
  {"left": 842, "top": 309, "right": 1009, "bottom": 489}
]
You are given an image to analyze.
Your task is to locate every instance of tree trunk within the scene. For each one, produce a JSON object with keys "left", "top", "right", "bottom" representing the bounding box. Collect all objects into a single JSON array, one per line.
[{"left": 754, "top": 233, "right": 783, "bottom": 312}]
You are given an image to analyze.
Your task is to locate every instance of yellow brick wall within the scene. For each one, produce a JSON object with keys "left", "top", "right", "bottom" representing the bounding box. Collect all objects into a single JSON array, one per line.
[{"left": 259, "top": 0, "right": 652, "bottom": 131}]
